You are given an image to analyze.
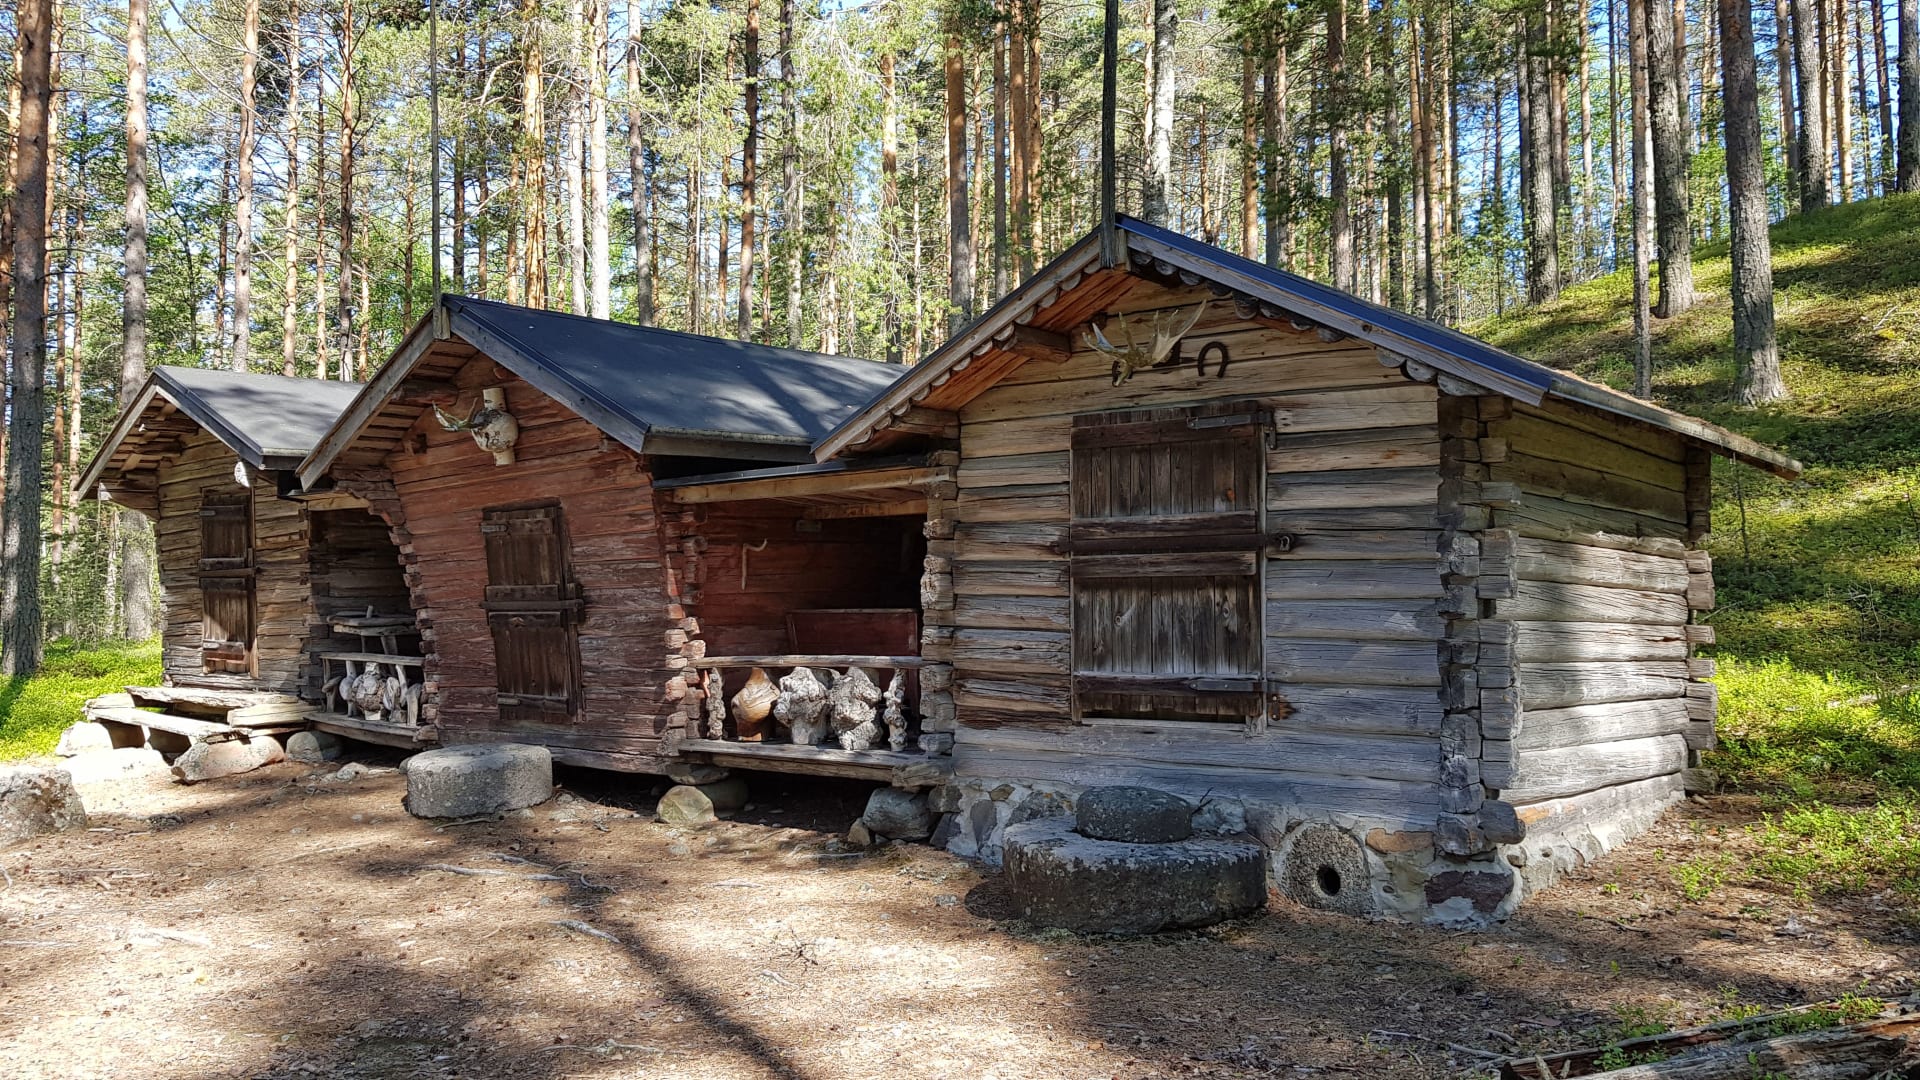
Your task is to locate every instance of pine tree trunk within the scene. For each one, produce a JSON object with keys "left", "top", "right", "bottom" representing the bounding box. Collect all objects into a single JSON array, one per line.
[
  {"left": 1240, "top": 46, "right": 1257, "bottom": 260},
  {"left": 1328, "top": 0, "right": 1353, "bottom": 291},
  {"left": 1902, "top": 0, "right": 1920, "bottom": 190},
  {"left": 1010, "top": 1, "right": 1030, "bottom": 275},
  {"left": 628, "top": 0, "right": 653, "bottom": 324},
  {"left": 1794, "top": 0, "right": 1831, "bottom": 205},
  {"left": 453, "top": 21, "right": 466, "bottom": 290},
  {"left": 1524, "top": 12, "right": 1560, "bottom": 303},
  {"left": 1630, "top": 0, "right": 1654, "bottom": 397},
  {"left": 1262, "top": 37, "right": 1288, "bottom": 269},
  {"left": 992, "top": 6, "right": 1008, "bottom": 296},
  {"left": 1144, "top": 0, "right": 1177, "bottom": 225},
  {"left": 4, "top": 0, "right": 52, "bottom": 674},
  {"left": 1832, "top": 0, "right": 1851, "bottom": 198},
  {"left": 281, "top": 0, "right": 301, "bottom": 376},
  {"left": 587, "top": 0, "right": 610, "bottom": 319},
  {"left": 1721, "top": 0, "right": 1784, "bottom": 403},
  {"left": 336, "top": 0, "right": 357, "bottom": 377},
  {"left": 232, "top": 0, "right": 258, "bottom": 371},
  {"left": 1384, "top": 11, "right": 1404, "bottom": 310},
  {"left": 1777, "top": 0, "right": 1801, "bottom": 201},
  {"left": 119, "top": 0, "right": 156, "bottom": 640},
  {"left": 520, "top": 0, "right": 548, "bottom": 307},
  {"left": 945, "top": 27, "right": 973, "bottom": 332},
  {"left": 781, "top": 0, "right": 801, "bottom": 346},
  {"left": 565, "top": 0, "right": 587, "bottom": 316},
  {"left": 1643, "top": 0, "right": 1693, "bottom": 315},
  {"left": 882, "top": 50, "right": 903, "bottom": 364},
  {"left": 1023, "top": 1, "right": 1042, "bottom": 264},
  {"left": 1610, "top": 0, "right": 1626, "bottom": 267},
  {"left": 1872, "top": 0, "right": 1893, "bottom": 192},
  {"left": 737, "top": 0, "right": 759, "bottom": 337}
]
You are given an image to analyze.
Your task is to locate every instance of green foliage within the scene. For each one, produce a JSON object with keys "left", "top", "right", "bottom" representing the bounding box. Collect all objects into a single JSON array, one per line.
[
  {"left": 0, "top": 639, "right": 162, "bottom": 761},
  {"left": 1673, "top": 855, "right": 1732, "bottom": 901},
  {"left": 1750, "top": 796, "right": 1920, "bottom": 896}
]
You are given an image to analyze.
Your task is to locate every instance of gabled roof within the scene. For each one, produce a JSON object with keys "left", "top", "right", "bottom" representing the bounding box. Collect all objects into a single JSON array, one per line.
[
  {"left": 815, "top": 216, "right": 1804, "bottom": 478},
  {"left": 298, "top": 296, "right": 904, "bottom": 487},
  {"left": 77, "top": 367, "right": 363, "bottom": 494}
]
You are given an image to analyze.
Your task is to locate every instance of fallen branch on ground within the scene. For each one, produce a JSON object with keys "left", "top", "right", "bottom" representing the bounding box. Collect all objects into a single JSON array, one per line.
[{"left": 550, "top": 919, "right": 619, "bottom": 943}]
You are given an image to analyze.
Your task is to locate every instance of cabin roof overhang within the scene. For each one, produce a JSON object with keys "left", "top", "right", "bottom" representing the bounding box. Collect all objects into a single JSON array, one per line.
[
  {"left": 814, "top": 217, "right": 1805, "bottom": 479},
  {"left": 79, "top": 367, "right": 362, "bottom": 498},
  {"left": 298, "top": 296, "right": 899, "bottom": 488},
  {"left": 653, "top": 452, "right": 953, "bottom": 519}
]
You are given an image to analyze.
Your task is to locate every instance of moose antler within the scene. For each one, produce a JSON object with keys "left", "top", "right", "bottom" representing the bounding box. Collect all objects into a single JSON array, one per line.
[{"left": 1084, "top": 301, "right": 1208, "bottom": 385}]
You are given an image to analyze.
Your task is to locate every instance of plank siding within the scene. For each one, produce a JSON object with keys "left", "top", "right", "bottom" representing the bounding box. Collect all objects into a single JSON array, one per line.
[
  {"left": 381, "top": 358, "right": 680, "bottom": 768},
  {"left": 950, "top": 281, "right": 1448, "bottom": 815},
  {"left": 154, "top": 431, "right": 311, "bottom": 693}
]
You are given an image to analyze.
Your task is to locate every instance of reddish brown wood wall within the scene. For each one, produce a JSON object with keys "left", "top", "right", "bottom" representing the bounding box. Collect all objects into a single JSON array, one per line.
[{"left": 380, "top": 356, "right": 677, "bottom": 770}]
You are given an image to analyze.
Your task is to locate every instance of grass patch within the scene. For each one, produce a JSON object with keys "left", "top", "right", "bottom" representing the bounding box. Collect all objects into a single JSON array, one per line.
[
  {"left": 1751, "top": 796, "right": 1920, "bottom": 897},
  {"left": 0, "top": 638, "right": 161, "bottom": 760}
]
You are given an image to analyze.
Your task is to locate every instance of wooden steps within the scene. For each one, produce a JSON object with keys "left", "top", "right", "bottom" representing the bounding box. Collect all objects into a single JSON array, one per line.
[{"left": 307, "top": 711, "right": 439, "bottom": 749}]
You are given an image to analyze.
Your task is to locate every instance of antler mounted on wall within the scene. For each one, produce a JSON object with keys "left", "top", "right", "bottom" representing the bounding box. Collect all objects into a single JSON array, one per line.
[
  {"left": 1084, "top": 301, "right": 1209, "bottom": 386},
  {"left": 433, "top": 386, "right": 521, "bottom": 465}
]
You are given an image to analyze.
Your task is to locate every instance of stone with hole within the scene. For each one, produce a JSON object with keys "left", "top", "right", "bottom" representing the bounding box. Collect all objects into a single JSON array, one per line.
[
  {"left": 1003, "top": 817, "right": 1267, "bottom": 934},
  {"left": 1275, "top": 823, "right": 1371, "bottom": 916},
  {"left": 1073, "top": 786, "right": 1193, "bottom": 843},
  {"left": 403, "top": 743, "right": 553, "bottom": 819},
  {"left": 0, "top": 765, "right": 88, "bottom": 842}
]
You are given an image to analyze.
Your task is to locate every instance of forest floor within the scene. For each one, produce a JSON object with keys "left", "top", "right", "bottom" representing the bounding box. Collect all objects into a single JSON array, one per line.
[{"left": 2, "top": 759, "right": 1915, "bottom": 1080}]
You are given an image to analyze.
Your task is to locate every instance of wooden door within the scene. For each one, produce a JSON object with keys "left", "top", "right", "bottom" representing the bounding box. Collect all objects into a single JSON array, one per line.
[
  {"left": 481, "top": 504, "right": 583, "bottom": 725},
  {"left": 1068, "top": 402, "right": 1267, "bottom": 726},
  {"left": 199, "top": 490, "right": 255, "bottom": 674}
]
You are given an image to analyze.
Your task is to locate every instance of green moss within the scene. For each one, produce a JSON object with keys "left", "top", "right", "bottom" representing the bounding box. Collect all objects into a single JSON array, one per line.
[{"left": 0, "top": 639, "right": 162, "bottom": 760}]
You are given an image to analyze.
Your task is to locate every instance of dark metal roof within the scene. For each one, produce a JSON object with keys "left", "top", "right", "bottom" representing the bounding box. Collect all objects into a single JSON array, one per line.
[
  {"left": 447, "top": 296, "right": 903, "bottom": 445},
  {"left": 77, "top": 367, "right": 362, "bottom": 493}
]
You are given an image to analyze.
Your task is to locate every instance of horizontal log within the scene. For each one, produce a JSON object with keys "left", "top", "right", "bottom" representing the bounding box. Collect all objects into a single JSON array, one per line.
[
  {"left": 1496, "top": 579, "right": 1691, "bottom": 624},
  {"left": 952, "top": 594, "right": 1071, "bottom": 632},
  {"left": 1266, "top": 466, "right": 1440, "bottom": 511},
  {"left": 1512, "top": 536, "right": 1691, "bottom": 591},
  {"left": 1266, "top": 560, "right": 1445, "bottom": 600},
  {"left": 687, "top": 655, "right": 923, "bottom": 669},
  {"left": 1514, "top": 621, "right": 1690, "bottom": 663},
  {"left": 1265, "top": 598, "right": 1447, "bottom": 641},
  {"left": 1267, "top": 640, "right": 1440, "bottom": 686},
  {"left": 951, "top": 628, "right": 1070, "bottom": 675},
  {"left": 1518, "top": 661, "right": 1691, "bottom": 710},
  {"left": 1072, "top": 551, "right": 1258, "bottom": 580},
  {"left": 1264, "top": 425, "right": 1441, "bottom": 473},
  {"left": 1514, "top": 697, "right": 1692, "bottom": 752},
  {"left": 1267, "top": 383, "right": 1438, "bottom": 434},
  {"left": 1498, "top": 495, "right": 1688, "bottom": 544},
  {"left": 1501, "top": 732, "right": 1687, "bottom": 803}
]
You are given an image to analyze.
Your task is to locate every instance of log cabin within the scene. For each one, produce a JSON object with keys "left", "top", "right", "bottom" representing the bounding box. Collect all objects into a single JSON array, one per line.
[
  {"left": 78, "top": 367, "right": 383, "bottom": 731},
  {"left": 293, "top": 296, "right": 920, "bottom": 771},
  {"left": 774, "top": 216, "right": 1803, "bottom": 923}
]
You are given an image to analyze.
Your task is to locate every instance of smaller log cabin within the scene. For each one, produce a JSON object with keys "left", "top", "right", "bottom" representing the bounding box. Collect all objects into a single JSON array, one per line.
[
  {"left": 788, "top": 216, "right": 1802, "bottom": 923},
  {"left": 80, "top": 368, "right": 374, "bottom": 704},
  {"left": 294, "top": 297, "right": 915, "bottom": 771}
]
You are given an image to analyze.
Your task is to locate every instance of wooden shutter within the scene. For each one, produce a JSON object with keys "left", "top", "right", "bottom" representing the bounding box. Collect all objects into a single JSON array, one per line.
[
  {"left": 199, "top": 490, "right": 255, "bottom": 673},
  {"left": 1068, "top": 403, "right": 1266, "bottom": 724},
  {"left": 481, "top": 505, "right": 583, "bottom": 724}
]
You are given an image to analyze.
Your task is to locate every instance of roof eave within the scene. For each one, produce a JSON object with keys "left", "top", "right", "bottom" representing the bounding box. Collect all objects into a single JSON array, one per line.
[{"left": 1545, "top": 375, "right": 1805, "bottom": 478}]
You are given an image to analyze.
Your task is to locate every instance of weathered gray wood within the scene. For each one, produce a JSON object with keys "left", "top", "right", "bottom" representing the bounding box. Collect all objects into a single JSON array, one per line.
[
  {"left": 1514, "top": 621, "right": 1690, "bottom": 663},
  {"left": 1264, "top": 684, "right": 1445, "bottom": 735},
  {"left": 1265, "top": 599, "right": 1447, "bottom": 641},
  {"left": 1518, "top": 661, "right": 1691, "bottom": 709},
  {"left": 1497, "top": 579, "right": 1690, "bottom": 624},
  {"left": 1514, "top": 697, "right": 1691, "bottom": 752},
  {"left": 954, "top": 560, "right": 1069, "bottom": 596},
  {"left": 1512, "top": 537, "right": 1691, "bottom": 593},
  {"left": 1499, "top": 496, "right": 1689, "bottom": 543},
  {"left": 1502, "top": 733, "right": 1688, "bottom": 803},
  {"left": 689, "top": 655, "right": 923, "bottom": 669},
  {"left": 1267, "top": 640, "right": 1440, "bottom": 686},
  {"left": 950, "top": 628, "right": 1070, "bottom": 675},
  {"left": 1267, "top": 383, "right": 1438, "bottom": 435},
  {"left": 1267, "top": 529, "right": 1445, "bottom": 561},
  {"left": 952, "top": 594, "right": 1071, "bottom": 632},
  {"left": 1264, "top": 425, "right": 1441, "bottom": 473},
  {"left": 1267, "top": 466, "right": 1440, "bottom": 510},
  {"left": 1265, "top": 561, "right": 1445, "bottom": 600}
]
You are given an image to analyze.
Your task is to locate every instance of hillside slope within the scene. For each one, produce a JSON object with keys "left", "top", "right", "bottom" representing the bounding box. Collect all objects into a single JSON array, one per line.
[{"left": 1476, "top": 198, "right": 1920, "bottom": 884}]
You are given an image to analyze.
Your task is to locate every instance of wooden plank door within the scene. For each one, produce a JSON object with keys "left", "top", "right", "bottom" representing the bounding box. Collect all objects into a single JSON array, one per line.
[
  {"left": 199, "top": 490, "right": 256, "bottom": 674},
  {"left": 1068, "top": 402, "right": 1267, "bottom": 726},
  {"left": 481, "top": 504, "right": 583, "bottom": 725}
]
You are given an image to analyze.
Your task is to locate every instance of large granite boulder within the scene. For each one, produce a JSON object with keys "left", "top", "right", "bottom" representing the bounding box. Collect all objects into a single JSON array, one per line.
[
  {"left": 170, "top": 735, "right": 287, "bottom": 784},
  {"left": 403, "top": 743, "right": 553, "bottom": 819},
  {"left": 285, "top": 730, "right": 344, "bottom": 764},
  {"left": 655, "top": 778, "right": 749, "bottom": 825},
  {"left": 0, "top": 765, "right": 88, "bottom": 843},
  {"left": 862, "top": 788, "right": 932, "bottom": 839},
  {"left": 54, "top": 722, "right": 114, "bottom": 757},
  {"left": 61, "top": 747, "right": 167, "bottom": 785},
  {"left": 1003, "top": 817, "right": 1267, "bottom": 934}
]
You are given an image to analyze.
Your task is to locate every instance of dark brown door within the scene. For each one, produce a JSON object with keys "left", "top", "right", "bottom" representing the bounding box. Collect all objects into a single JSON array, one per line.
[
  {"left": 199, "top": 490, "right": 255, "bottom": 674},
  {"left": 1069, "top": 402, "right": 1266, "bottom": 725},
  {"left": 481, "top": 504, "right": 583, "bottom": 725}
]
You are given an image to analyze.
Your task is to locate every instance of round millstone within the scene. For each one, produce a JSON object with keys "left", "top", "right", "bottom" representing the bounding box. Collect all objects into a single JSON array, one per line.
[
  {"left": 403, "top": 744, "right": 553, "bottom": 819},
  {"left": 1275, "top": 823, "right": 1371, "bottom": 916},
  {"left": 1073, "top": 785, "right": 1194, "bottom": 844},
  {"left": 1003, "top": 817, "right": 1268, "bottom": 934}
]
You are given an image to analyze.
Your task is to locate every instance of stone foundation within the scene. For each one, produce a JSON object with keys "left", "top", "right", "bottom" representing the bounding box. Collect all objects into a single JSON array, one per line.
[{"left": 932, "top": 774, "right": 1682, "bottom": 926}]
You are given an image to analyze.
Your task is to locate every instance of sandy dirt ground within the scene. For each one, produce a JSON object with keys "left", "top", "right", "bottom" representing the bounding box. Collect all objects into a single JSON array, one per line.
[{"left": 2, "top": 752, "right": 1914, "bottom": 1080}]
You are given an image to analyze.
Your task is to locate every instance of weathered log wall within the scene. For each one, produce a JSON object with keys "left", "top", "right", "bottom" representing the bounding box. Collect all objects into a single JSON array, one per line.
[
  {"left": 379, "top": 356, "right": 678, "bottom": 771},
  {"left": 1479, "top": 399, "right": 1710, "bottom": 837},
  {"left": 153, "top": 431, "right": 310, "bottom": 694},
  {"left": 304, "top": 508, "right": 414, "bottom": 696},
  {"left": 948, "top": 282, "right": 1449, "bottom": 828}
]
